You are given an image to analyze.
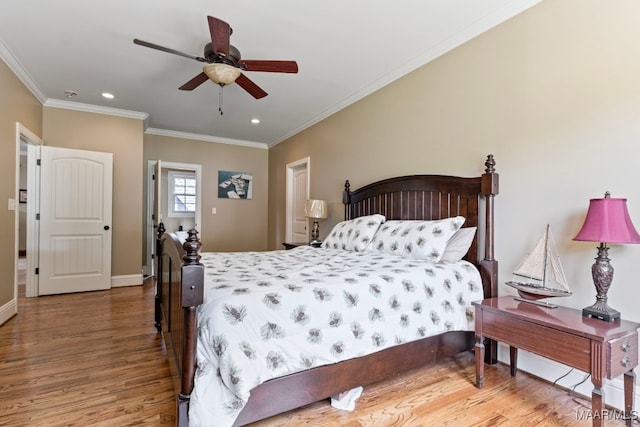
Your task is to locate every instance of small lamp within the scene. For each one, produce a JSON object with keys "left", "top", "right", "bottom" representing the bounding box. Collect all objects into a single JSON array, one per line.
[
  {"left": 304, "top": 199, "right": 328, "bottom": 246},
  {"left": 573, "top": 192, "right": 640, "bottom": 321}
]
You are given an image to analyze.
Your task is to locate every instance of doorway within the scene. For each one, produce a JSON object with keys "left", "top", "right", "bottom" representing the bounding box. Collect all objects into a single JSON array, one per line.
[
  {"left": 16, "top": 128, "right": 114, "bottom": 298},
  {"left": 14, "top": 123, "right": 42, "bottom": 304},
  {"left": 145, "top": 160, "right": 202, "bottom": 277},
  {"left": 285, "top": 157, "right": 310, "bottom": 243}
]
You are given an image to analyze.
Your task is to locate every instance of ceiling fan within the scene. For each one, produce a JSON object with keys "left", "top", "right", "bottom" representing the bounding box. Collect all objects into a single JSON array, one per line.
[{"left": 133, "top": 16, "right": 298, "bottom": 100}]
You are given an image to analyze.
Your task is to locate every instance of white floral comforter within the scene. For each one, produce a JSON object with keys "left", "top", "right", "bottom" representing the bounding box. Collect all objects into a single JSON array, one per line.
[{"left": 189, "top": 246, "right": 484, "bottom": 427}]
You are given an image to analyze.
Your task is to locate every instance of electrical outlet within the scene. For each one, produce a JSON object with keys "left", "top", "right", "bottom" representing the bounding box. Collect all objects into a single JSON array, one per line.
[
  {"left": 211, "top": 208, "right": 217, "bottom": 214},
  {"left": 8, "top": 198, "right": 16, "bottom": 211}
]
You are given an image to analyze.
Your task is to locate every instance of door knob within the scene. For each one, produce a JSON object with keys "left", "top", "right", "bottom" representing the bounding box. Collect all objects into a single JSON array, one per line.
[{"left": 104, "top": 225, "right": 110, "bottom": 230}]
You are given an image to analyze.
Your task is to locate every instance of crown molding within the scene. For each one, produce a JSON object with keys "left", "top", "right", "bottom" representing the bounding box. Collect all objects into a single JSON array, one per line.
[
  {"left": 43, "top": 99, "right": 149, "bottom": 120},
  {"left": 145, "top": 128, "right": 268, "bottom": 150},
  {"left": 0, "top": 37, "right": 47, "bottom": 103}
]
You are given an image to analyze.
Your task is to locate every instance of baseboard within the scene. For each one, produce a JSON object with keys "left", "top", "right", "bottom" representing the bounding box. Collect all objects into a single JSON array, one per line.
[
  {"left": 497, "top": 343, "right": 639, "bottom": 417},
  {"left": 0, "top": 298, "right": 17, "bottom": 326},
  {"left": 111, "top": 274, "right": 143, "bottom": 288}
]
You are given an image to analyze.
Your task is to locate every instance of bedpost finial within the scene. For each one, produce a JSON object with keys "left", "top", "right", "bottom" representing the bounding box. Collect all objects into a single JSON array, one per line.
[
  {"left": 343, "top": 180, "right": 351, "bottom": 206},
  {"left": 183, "top": 229, "right": 202, "bottom": 266},
  {"left": 157, "top": 222, "right": 165, "bottom": 239},
  {"left": 484, "top": 154, "right": 495, "bottom": 173}
]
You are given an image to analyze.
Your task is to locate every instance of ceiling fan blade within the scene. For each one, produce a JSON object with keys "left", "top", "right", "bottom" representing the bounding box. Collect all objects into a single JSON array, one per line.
[
  {"left": 133, "top": 39, "right": 206, "bottom": 62},
  {"left": 179, "top": 72, "right": 210, "bottom": 91},
  {"left": 240, "top": 60, "right": 298, "bottom": 73},
  {"left": 235, "top": 73, "right": 268, "bottom": 99},
  {"left": 208, "top": 16, "right": 230, "bottom": 57}
]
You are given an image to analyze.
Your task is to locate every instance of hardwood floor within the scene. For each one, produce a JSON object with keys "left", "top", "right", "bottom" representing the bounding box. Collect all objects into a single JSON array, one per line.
[
  {"left": 253, "top": 357, "right": 633, "bottom": 427},
  {"left": 0, "top": 280, "right": 175, "bottom": 426},
  {"left": 0, "top": 279, "right": 632, "bottom": 426}
]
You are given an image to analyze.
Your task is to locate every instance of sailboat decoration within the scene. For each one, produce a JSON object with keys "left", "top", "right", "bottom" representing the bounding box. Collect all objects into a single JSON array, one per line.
[{"left": 506, "top": 225, "right": 571, "bottom": 308}]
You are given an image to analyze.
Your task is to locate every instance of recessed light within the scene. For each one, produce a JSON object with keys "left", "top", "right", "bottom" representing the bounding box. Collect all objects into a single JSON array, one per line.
[
  {"left": 101, "top": 92, "right": 115, "bottom": 99},
  {"left": 251, "top": 118, "right": 260, "bottom": 124}
]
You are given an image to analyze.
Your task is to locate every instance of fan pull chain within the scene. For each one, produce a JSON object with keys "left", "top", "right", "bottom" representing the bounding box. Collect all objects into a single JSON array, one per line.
[{"left": 218, "top": 84, "right": 224, "bottom": 115}]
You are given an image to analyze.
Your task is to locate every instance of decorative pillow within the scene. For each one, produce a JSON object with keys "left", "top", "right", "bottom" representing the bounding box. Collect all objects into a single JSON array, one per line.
[
  {"left": 368, "top": 216, "right": 465, "bottom": 262},
  {"left": 441, "top": 227, "right": 477, "bottom": 263},
  {"left": 321, "top": 214, "right": 386, "bottom": 251}
]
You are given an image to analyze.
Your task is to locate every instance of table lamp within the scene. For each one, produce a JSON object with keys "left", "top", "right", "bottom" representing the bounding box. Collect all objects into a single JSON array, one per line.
[
  {"left": 573, "top": 192, "right": 640, "bottom": 321},
  {"left": 304, "top": 199, "right": 328, "bottom": 246}
]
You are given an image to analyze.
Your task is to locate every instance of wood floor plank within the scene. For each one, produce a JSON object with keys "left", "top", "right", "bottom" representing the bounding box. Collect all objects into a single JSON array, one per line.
[{"left": 0, "top": 279, "right": 633, "bottom": 426}]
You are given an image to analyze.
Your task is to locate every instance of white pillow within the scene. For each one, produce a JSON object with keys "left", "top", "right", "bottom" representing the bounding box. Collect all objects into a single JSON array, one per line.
[
  {"left": 441, "top": 227, "right": 477, "bottom": 263},
  {"left": 322, "top": 214, "right": 386, "bottom": 251},
  {"left": 368, "top": 216, "right": 465, "bottom": 262}
]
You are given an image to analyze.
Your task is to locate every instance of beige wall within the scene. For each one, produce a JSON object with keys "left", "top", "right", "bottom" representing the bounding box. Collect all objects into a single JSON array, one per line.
[
  {"left": 144, "top": 134, "right": 268, "bottom": 253},
  {"left": 269, "top": 0, "right": 640, "bottom": 324},
  {"left": 43, "top": 107, "right": 144, "bottom": 278},
  {"left": 0, "top": 59, "right": 42, "bottom": 307}
]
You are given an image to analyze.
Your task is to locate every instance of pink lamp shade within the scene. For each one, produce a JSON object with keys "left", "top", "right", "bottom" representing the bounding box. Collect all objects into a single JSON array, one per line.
[{"left": 573, "top": 197, "right": 640, "bottom": 244}]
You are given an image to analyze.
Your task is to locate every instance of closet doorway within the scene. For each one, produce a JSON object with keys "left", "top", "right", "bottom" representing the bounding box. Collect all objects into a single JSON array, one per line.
[
  {"left": 285, "top": 157, "right": 310, "bottom": 243},
  {"left": 14, "top": 123, "right": 41, "bottom": 305}
]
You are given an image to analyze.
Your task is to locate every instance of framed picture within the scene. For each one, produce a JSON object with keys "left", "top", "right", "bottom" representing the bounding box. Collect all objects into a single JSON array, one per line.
[
  {"left": 19, "top": 189, "right": 27, "bottom": 204},
  {"left": 218, "top": 171, "right": 253, "bottom": 199}
]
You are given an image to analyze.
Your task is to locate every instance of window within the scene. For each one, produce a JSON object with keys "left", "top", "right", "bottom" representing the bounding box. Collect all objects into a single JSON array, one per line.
[{"left": 168, "top": 171, "right": 196, "bottom": 217}]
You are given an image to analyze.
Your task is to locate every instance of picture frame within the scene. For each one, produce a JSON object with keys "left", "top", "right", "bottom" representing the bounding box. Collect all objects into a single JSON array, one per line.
[
  {"left": 218, "top": 171, "right": 253, "bottom": 199},
  {"left": 19, "top": 189, "right": 27, "bottom": 204}
]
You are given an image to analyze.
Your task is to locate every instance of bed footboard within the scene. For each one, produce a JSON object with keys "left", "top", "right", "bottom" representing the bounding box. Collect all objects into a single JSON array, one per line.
[{"left": 155, "top": 226, "right": 204, "bottom": 425}]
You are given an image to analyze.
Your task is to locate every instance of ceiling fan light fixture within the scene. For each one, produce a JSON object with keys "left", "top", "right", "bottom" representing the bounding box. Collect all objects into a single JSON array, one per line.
[{"left": 203, "top": 63, "right": 241, "bottom": 85}]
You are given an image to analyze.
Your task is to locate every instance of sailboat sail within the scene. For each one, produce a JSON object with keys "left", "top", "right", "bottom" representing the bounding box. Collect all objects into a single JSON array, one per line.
[
  {"left": 506, "top": 225, "right": 571, "bottom": 303},
  {"left": 512, "top": 230, "right": 547, "bottom": 282},
  {"left": 547, "top": 243, "right": 570, "bottom": 292}
]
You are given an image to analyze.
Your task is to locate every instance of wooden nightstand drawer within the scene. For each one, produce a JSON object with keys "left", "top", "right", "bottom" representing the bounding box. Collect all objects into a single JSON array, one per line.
[
  {"left": 608, "top": 331, "right": 638, "bottom": 378},
  {"left": 475, "top": 297, "right": 640, "bottom": 427},
  {"left": 482, "top": 310, "right": 591, "bottom": 372}
]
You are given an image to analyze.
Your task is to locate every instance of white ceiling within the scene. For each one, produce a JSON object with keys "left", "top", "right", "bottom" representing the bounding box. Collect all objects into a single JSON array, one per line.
[{"left": 0, "top": 0, "right": 540, "bottom": 147}]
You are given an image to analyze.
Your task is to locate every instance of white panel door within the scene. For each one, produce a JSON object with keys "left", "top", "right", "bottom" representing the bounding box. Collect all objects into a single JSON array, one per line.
[
  {"left": 292, "top": 167, "right": 308, "bottom": 242},
  {"left": 38, "top": 146, "right": 113, "bottom": 295}
]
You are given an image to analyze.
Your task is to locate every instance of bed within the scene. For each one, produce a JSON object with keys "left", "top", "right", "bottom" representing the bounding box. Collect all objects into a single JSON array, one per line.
[{"left": 155, "top": 154, "right": 499, "bottom": 426}]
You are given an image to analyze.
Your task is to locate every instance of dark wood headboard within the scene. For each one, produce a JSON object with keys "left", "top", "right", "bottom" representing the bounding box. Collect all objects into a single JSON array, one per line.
[{"left": 342, "top": 154, "right": 499, "bottom": 298}]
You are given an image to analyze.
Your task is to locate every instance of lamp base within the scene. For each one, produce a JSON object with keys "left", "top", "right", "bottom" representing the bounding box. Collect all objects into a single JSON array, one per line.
[
  {"left": 582, "top": 243, "right": 620, "bottom": 322},
  {"left": 309, "top": 239, "right": 322, "bottom": 247},
  {"left": 582, "top": 302, "right": 620, "bottom": 322}
]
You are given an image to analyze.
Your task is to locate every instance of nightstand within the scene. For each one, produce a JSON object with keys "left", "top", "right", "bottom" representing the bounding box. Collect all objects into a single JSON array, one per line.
[
  {"left": 282, "top": 242, "right": 321, "bottom": 250},
  {"left": 474, "top": 296, "right": 639, "bottom": 427},
  {"left": 282, "top": 242, "right": 307, "bottom": 250}
]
